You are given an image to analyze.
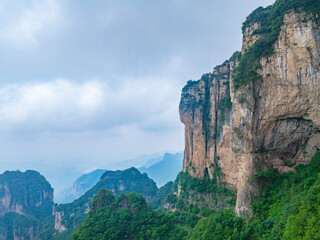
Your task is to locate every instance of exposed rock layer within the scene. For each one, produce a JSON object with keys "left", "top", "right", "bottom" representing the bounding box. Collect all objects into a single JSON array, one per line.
[{"left": 179, "top": 11, "right": 320, "bottom": 216}]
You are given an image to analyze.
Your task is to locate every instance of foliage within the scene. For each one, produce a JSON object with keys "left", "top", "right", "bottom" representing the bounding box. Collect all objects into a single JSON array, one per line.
[
  {"left": 89, "top": 189, "right": 115, "bottom": 216},
  {"left": 249, "top": 151, "right": 320, "bottom": 239},
  {"left": 0, "top": 170, "right": 53, "bottom": 207},
  {"left": 189, "top": 209, "right": 248, "bottom": 240},
  {"left": 178, "top": 171, "right": 232, "bottom": 195},
  {"left": 98, "top": 168, "right": 158, "bottom": 199},
  {"left": 0, "top": 213, "right": 39, "bottom": 240},
  {"left": 38, "top": 167, "right": 159, "bottom": 239},
  {"left": 182, "top": 80, "right": 200, "bottom": 92},
  {"left": 164, "top": 193, "right": 178, "bottom": 205},
  {"left": 175, "top": 171, "right": 236, "bottom": 214},
  {"left": 183, "top": 151, "right": 320, "bottom": 239},
  {"left": 256, "top": 168, "right": 277, "bottom": 180},
  {"left": 52, "top": 151, "right": 320, "bottom": 239},
  {"left": 55, "top": 167, "right": 158, "bottom": 230},
  {"left": 36, "top": 149, "right": 320, "bottom": 239},
  {"left": 73, "top": 191, "right": 188, "bottom": 240},
  {"left": 234, "top": 0, "right": 320, "bottom": 90},
  {"left": 150, "top": 181, "right": 176, "bottom": 209}
]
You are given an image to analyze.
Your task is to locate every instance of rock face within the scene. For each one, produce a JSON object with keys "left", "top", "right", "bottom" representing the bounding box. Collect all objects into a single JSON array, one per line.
[
  {"left": 54, "top": 211, "right": 67, "bottom": 232},
  {"left": 179, "top": 10, "right": 320, "bottom": 217},
  {"left": 0, "top": 170, "right": 54, "bottom": 240},
  {"left": 0, "top": 170, "right": 54, "bottom": 216}
]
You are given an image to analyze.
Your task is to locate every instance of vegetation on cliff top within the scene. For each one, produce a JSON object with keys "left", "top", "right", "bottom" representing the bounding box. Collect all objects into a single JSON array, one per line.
[
  {"left": 233, "top": 0, "right": 320, "bottom": 90},
  {"left": 0, "top": 170, "right": 53, "bottom": 206}
]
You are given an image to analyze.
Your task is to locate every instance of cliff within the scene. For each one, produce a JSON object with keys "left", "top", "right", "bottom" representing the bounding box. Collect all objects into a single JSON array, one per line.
[
  {"left": 0, "top": 170, "right": 53, "bottom": 216},
  {"left": 0, "top": 170, "right": 54, "bottom": 240},
  {"left": 179, "top": 1, "right": 320, "bottom": 217}
]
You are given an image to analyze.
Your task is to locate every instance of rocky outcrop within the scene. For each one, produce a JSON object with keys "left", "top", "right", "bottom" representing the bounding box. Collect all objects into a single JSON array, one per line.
[
  {"left": 179, "top": 10, "right": 320, "bottom": 217},
  {"left": 0, "top": 170, "right": 54, "bottom": 216},
  {"left": 54, "top": 211, "right": 67, "bottom": 232}
]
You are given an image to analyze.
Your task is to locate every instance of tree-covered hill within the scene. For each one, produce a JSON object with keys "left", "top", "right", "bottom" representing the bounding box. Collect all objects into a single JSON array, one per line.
[
  {"left": 43, "top": 167, "right": 158, "bottom": 239},
  {"left": 73, "top": 190, "right": 188, "bottom": 240}
]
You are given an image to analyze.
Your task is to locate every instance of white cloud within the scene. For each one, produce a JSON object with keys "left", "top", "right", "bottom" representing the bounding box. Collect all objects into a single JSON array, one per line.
[
  {"left": 0, "top": 78, "right": 181, "bottom": 133},
  {"left": 0, "top": 0, "right": 63, "bottom": 47},
  {"left": 0, "top": 80, "right": 104, "bottom": 131}
]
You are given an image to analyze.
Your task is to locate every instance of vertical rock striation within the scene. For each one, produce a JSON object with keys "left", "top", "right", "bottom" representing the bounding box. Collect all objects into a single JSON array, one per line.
[{"left": 179, "top": 10, "right": 320, "bottom": 217}]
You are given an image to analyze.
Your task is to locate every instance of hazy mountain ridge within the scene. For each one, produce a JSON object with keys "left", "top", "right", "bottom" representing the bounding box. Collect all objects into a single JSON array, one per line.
[
  {"left": 55, "top": 152, "right": 180, "bottom": 204},
  {"left": 55, "top": 169, "right": 106, "bottom": 204},
  {"left": 138, "top": 152, "right": 183, "bottom": 187}
]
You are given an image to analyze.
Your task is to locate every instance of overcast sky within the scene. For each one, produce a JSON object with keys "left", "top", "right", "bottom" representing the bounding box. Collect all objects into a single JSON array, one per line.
[{"left": 0, "top": 0, "right": 275, "bottom": 177}]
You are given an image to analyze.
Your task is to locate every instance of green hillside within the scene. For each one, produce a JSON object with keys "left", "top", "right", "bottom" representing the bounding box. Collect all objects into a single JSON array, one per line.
[
  {"left": 72, "top": 151, "right": 320, "bottom": 239},
  {"left": 41, "top": 167, "right": 158, "bottom": 239}
]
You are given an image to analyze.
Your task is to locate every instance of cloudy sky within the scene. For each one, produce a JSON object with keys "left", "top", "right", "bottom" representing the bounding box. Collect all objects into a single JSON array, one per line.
[{"left": 0, "top": 0, "right": 275, "bottom": 181}]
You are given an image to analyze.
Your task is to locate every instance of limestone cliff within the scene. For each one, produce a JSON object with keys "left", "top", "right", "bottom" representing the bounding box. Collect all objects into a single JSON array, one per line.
[{"left": 179, "top": 6, "right": 320, "bottom": 217}]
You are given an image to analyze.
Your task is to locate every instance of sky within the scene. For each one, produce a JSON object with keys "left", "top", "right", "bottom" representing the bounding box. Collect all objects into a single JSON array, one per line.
[{"left": 0, "top": 0, "right": 275, "bottom": 187}]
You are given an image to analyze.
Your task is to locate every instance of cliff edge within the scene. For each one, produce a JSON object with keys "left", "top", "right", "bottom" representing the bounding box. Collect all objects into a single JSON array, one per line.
[{"left": 179, "top": 1, "right": 320, "bottom": 217}]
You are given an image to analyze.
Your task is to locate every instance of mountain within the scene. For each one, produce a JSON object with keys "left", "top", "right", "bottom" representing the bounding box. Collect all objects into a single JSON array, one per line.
[
  {"left": 139, "top": 152, "right": 183, "bottom": 186},
  {"left": 55, "top": 152, "right": 169, "bottom": 204},
  {"left": 48, "top": 167, "right": 158, "bottom": 239},
  {"left": 142, "top": 155, "right": 164, "bottom": 168},
  {"left": 179, "top": 0, "right": 320, "bottom": 216},
  {"left": 55, "top": 152, "right": 174, "bottom": 204},
  {"left": 55, "top": 169, "right": 106, "bottom": 204},
  {"left": 0, "top": 170, "right": 54, "bottom": 239},
  {"left": 106, "top": 152, "right": 164, "bottom": 170}
]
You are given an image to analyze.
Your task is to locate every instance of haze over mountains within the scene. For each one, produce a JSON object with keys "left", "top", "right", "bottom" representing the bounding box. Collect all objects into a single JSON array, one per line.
[
  {"left": 55, "top": 151, "right": 183, "bottom": 203},
  {"left": 139, "top": 152, "right": 183, "bottom": 187}
]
